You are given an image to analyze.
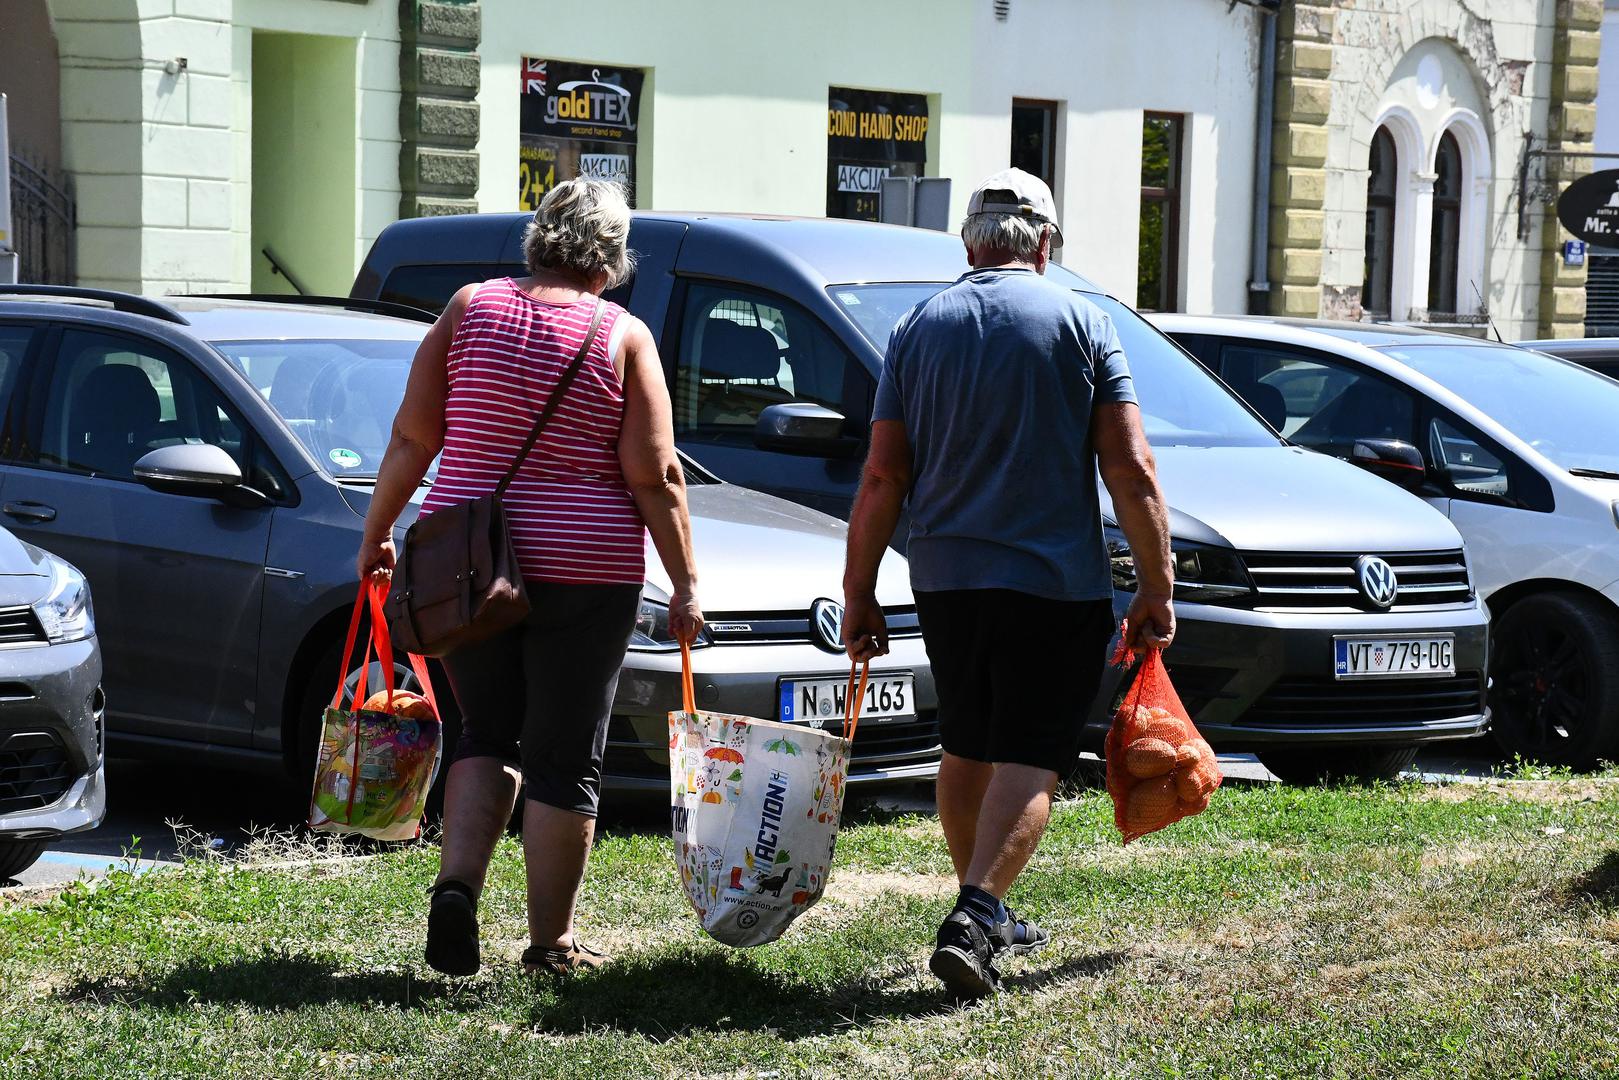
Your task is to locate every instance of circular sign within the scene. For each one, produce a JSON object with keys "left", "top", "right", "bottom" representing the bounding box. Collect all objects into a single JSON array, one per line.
[
  {"left": 737, "top": 910, "right": 759, "bottom": 930},
  {"left": 1556, "top": 169, "right": 1619, "bottom": 246}
]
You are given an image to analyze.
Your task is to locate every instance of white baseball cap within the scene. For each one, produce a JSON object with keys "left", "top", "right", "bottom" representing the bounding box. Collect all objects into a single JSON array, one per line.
[{"left": 965, "top": 167, "right": 1063, "bottom": 248}]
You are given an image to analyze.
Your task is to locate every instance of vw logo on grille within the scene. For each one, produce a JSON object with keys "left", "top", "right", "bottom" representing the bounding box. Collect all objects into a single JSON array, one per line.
[
  {"left": 1355, "top": 555, "right": 1400, "bottom": 609},
  {"left": 810, "top": 599, "right": 845, "bottom": 654}
]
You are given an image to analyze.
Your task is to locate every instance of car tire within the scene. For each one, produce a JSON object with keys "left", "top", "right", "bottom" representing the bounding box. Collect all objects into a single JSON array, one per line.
[
  {"left": 296, "top": 635, "right": 461, "bottom": 823},
  {"left": 1490, "top": 592, "right": 1619, "bottom": 770},
  {"left": 0, "top": 839, "right": 47, "bottom": 882},
  {"left": 1258, "top": 745, "right": 1420, "bottom": 786}
]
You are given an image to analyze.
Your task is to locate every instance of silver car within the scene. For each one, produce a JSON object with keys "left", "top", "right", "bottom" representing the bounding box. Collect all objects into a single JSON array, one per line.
[
  {"left": 0, "top": 526, "right": 104, "bottom": 881},
  {"left": 0, "top": 289, "right": 937, "bottom": 801}
]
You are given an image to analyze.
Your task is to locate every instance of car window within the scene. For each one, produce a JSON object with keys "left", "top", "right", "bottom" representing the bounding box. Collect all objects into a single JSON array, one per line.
[
  {"left": 674, "top": 282, "right": 855, "bottom": 439},
  {"left": 35, "top": 329, "right": 254, "bottom": 484},
  {"left": 1429, "top": 416, "right": 1511, "bottom": 499},
  {"left": 1218, "top": 342, "right": 1415, "bottom": 452},
  {"left": 0, "top": 325, "right": 35, "bottom": 455},
  {"left": 379, "top": 263, "right": 634, "bottom": 315}
]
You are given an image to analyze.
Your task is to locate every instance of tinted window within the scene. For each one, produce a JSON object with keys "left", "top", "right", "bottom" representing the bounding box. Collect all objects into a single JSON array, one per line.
[
  {"left": 1220, "top": 342, "right": 1416, "bottom": 452},
  {"left": 1429, "top": 416, "right": 1510, "bottom": 499},
  {"left": 36, "top": 330, "right": 255, "bottom": 484},
  {"left": 0, "top": 325, "right": 34, "bottom": 456},
  {"left": 675, "top": 283, "right": 854, "bottom": 438},
  {"left": 379, "top": 263, "right": 633, "bottom": 315}
]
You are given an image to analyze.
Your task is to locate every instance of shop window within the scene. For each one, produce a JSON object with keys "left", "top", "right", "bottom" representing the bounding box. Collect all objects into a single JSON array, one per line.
[
  {"left": 1428, "top": 131, "right": 1462, "bottom": 317},
  {"left": 1137, "top": 113, "right": 1183, "bottom": 312},
  {"left": 827, "top": 87, "right": 930, "bottom": 221},
  {"left": 1363, "top": 126, "right": 1397, "bottom": 318},
  {"left": 518, "top": 60, "right": 645, "bottom": 209},
  {"left": 1010, "top": 99, "right": 1058, "bottom": 192},
  {"left": 674, "top": 283, "right": 852, "bottom": 440}
]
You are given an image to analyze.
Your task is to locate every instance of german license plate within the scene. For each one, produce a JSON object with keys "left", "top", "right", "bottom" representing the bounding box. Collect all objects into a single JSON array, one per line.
[
  {"left": 1334, "top": 635, "right": 1455, "bottom": 679},
  {"left": 779, "top": 673, "right": 914, "bottom": 726}
]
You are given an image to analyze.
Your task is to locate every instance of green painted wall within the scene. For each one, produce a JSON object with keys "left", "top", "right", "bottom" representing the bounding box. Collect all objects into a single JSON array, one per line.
[{"left": 250, "top": 31, "right": 357, "bottom": 295}]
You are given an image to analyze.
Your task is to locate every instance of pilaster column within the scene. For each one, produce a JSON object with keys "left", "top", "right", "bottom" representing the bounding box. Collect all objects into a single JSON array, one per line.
[
  {"left": 399, "top": 1, "right": 482, "bottom": 218},
  {"left": 1537, "top": 0, "right": 1601, "bottom": 337},
  {"left": 1267, "top": 0, "right": 1335, "bottom": 317}
]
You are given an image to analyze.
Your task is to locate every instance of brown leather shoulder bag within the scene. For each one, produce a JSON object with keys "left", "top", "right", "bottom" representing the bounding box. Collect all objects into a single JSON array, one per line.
[{"left": 384, "top": 300, "right": 605, "bottom": 657}]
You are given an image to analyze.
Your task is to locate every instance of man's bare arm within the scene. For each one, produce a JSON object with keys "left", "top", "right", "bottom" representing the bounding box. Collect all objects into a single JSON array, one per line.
[
  {"left": 1094, "top": 402, "right": 1175, "bottom": 649},
  {"left": 841, "top": 420, "right": 914, "bottom": 661}
]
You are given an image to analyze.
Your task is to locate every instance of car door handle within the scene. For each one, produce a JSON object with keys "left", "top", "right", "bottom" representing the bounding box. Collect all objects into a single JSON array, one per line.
[{"left": 2, "top": 502, "right": 57, "bottom": 523}]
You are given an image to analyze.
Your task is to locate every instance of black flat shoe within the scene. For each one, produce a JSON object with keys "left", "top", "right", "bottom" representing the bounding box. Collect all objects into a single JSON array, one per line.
[
  {"left": 425, "top": 880, "right": 480, "bottom": 977},
  {"left": 929, "top": 911, "right": 999, "bottom": 999}
]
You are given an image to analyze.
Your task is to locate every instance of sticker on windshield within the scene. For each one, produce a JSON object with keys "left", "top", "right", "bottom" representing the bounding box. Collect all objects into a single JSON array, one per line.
[
  {"left": 836, "top": 291, "right": 861, "bottom": 305},
  {"left": 329, "top": 448, "right": 362, "bottom": 469}
]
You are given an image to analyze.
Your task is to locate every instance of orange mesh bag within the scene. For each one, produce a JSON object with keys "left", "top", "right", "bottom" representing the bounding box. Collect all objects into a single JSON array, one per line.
[{"left": 1104, "top": 638, "right": 1223, "bottom": 843}]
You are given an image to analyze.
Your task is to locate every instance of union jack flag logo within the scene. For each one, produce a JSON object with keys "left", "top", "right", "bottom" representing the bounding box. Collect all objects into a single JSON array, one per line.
[{"left": 522, "top": 58, "right": 547, "bottom": 95}]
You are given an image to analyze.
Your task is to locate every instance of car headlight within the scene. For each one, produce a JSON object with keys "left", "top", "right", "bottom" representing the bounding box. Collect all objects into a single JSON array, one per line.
[
  {"left": 1106, "top": 533, "right": 1252, "bottom": 604},
  {"left": 629, "top": 596, "right": 710, "bottom": 651},
  {"left": 34, "top": 557, "right": 95, "bottom": 644}
]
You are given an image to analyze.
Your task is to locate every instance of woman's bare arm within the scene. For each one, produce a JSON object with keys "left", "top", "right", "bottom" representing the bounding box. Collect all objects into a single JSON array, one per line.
[
  {"left": 616, "top": 317, "right": 703, "bottom": 643},
  {"left": 356, "top": 284, "right": 469, "bottom": 580}
]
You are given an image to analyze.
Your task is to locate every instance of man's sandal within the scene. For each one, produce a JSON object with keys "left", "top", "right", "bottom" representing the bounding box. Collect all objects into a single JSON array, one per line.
[
  {"left": 995, "top": 906, "right": 1051, "bottom": 957},
  {"left": 521, "top": 941, "right": 610, "bottom": 976}
]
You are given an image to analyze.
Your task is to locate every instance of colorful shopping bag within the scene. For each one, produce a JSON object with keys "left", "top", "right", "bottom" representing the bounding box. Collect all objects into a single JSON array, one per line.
[
  {"left": 669, "top": 642, "right": 868, "bottom": 947},
  {"left": 1104, "top": 633, "right": 1223, "bottom": 844},
  {"left": 309, "top": 579, "right": 443, "bottom": 842}
]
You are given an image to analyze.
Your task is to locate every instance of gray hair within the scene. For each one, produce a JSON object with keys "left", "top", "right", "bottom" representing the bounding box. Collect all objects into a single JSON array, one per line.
[
  {"left": 522, "top": 178, "right": 636, "bottom": 287},
  {"left": 961, "top": 211, "right": 1047, "bottom": 261}
]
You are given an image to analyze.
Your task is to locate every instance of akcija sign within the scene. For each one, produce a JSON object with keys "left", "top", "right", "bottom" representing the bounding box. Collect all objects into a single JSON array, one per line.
[{"left": 1556, "top": 168, "right": 1619, "bottom": 245}]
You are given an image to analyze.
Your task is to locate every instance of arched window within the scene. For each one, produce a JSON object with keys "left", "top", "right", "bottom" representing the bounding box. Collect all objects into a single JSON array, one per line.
[
  {"left": 1363, "top": 126, "right": 1397, "bottom": 318},
  {"left": 1428, "top": 131, "right": 1462, "bottom": 317}
]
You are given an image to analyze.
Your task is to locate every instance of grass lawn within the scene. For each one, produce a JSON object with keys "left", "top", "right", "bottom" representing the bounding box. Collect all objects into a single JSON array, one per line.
[{"left": 7, "top": 776, "right": 1619, "bottom": 1078}]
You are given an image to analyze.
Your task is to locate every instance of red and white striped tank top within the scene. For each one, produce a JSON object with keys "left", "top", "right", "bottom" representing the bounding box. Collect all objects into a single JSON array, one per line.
[{"left": 420, "top": 278, "right": 646, "bottom": 585}]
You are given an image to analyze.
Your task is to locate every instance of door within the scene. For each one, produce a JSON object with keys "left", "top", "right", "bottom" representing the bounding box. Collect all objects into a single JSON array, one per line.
[
  {"left": 3, "top": 326, "right": 273, "bottom": 746},
  {"left": 667, "top": 280, "right": 867, "bottom": 517}
]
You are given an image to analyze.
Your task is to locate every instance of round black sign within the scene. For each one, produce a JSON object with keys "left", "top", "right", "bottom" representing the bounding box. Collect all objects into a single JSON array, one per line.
[{"left": 1557, "top": 169, "right": 1619, "bottom": 245}]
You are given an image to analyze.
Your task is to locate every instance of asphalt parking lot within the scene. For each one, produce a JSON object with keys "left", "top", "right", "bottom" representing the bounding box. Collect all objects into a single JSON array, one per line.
[{"left": 1, "top": 746, "right": 1509, "bottom": 891}]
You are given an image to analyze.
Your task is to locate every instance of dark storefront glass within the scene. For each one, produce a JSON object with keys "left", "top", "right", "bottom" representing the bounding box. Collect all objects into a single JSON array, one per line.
[
  {"left": 1137, "top": 112, "right": 1183, "bottom": 312},
  {"left": 1011, "top": 99, "right": 1058, "bottom": 191},
  {"left": 519, "top": 59, "right": 645, "bottom": 210},
  {"left": 826, "top": 87, "right": 930, "bottom": 221}
]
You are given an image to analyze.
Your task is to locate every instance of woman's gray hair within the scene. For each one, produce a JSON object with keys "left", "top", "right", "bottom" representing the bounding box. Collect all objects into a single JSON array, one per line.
[
  {"left": 522, "top": 178, "right": 636, "bottom": 288},
  {"left": 961, "top": 211, "right": 1047, "bottom": 261}
]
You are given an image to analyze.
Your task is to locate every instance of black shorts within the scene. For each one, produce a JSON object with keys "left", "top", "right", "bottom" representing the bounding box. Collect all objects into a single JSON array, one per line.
[
  {"left": 914, "top": 588, "right": 1114, "bottom": 775},
  {"left": 441, "top": 582, "right": 642, "bottom": 817}
]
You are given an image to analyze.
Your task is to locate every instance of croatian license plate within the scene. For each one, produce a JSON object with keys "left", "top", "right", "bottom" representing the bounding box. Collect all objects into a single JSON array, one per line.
[
  {"left": 1334, "top": 635, "right": 1455, "bottom": 679},
  {"left": 779, "top": 673, "right": 914, "bottom": 726}
]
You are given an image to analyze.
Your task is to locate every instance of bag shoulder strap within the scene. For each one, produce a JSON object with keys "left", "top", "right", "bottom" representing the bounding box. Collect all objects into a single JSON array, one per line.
[{"left": 494, "top": 298, "right": 607, "bottom": 500}]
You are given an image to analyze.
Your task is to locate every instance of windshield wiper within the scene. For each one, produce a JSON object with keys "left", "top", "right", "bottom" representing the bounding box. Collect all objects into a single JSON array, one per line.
[{"left": 1568, "top": 467, "right": 1619, "bottom": 481}]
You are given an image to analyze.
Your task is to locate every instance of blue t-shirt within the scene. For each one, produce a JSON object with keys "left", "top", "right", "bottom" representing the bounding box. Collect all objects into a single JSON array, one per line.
[{"left": 872, "top": 267, "right": 1137, "bottom": 601}]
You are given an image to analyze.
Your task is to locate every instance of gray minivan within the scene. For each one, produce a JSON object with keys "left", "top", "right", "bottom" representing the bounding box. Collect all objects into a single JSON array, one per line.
[{"left": 353, "top": 213, "right": 1491, "bottom": 782}]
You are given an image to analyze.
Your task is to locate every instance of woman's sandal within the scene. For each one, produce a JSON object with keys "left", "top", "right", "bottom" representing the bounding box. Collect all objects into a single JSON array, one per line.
[{"left": 521, "top": 941, "right": 610, "bottom": 976}]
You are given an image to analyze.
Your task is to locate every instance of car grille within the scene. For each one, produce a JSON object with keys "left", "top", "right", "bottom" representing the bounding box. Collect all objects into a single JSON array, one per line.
[
  {"left": 1239, "top": 672, "right": 1486, "bottom": 728},
  {"left": 603, "top": 712, "right": 941, "bottom": 779},
  {"left": 0, "top": 607, "right": 46, "bottom": 647},
  {"left": 704, "top": 606, "right": 922, "bottom": 646},
  {"left": 0, "top": 731, "right": 74, "bottom": 814},
  {"left": 1242, "top": 550, "right": 1472, "bottom": 612}
]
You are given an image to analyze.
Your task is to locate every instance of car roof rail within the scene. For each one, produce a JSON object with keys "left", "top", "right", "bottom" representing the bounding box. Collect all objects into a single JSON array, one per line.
[
  {"left": 0, "top": 284, "right": 191, "bottom": 325},
  {"left": 184, "top": 293, "right": 439, "bottom": 324}
]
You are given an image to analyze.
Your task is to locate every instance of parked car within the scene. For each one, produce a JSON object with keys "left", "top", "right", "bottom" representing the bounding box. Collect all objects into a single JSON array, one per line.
[
  {"left": 1155, "top": 314, "right": 1619, "bottom": 769},
  {"left": 354, "top": 214, "right": 1491, "bottom": 782},
  {"left": 0, "top": 286, "right": 939, "bottom": 803},
  {"left": 0, "top": 521, "right": 104, "bottom": 881},
  {"left": 1515, "top": 336, "right": 1619, "bottom": 380}
]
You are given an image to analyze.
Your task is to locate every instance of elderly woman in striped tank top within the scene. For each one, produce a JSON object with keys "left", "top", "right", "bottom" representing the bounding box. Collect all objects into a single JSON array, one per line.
[{"left": 358, "top": 179, "right": 703, "bottom": 977}]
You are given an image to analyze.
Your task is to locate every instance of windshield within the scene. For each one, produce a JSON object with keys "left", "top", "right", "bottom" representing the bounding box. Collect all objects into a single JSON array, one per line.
[
  {"left": 829, "top": 283, "right": 1277, "bottom": 449},
  {"left": 213, "top": 338, "right": 421, "bottom": 478},
  {"left": 1382, "top": 343, "right": 1619, "bottom": 474}
]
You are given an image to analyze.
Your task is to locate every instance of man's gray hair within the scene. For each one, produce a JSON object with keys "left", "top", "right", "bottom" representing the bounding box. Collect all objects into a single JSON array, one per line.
[
  {"left": 961, "top": 211, "right": 1047, "bottom": 261},
  {"left": 522, "top": 178, "right": 636, "bottom": 287}
]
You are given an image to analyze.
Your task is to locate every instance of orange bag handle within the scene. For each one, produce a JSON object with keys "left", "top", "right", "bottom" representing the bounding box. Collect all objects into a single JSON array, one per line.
[
  {"left": 842, "top": 660, "right": 870, "bottom": 742},
  {"left": 679, "top": 639, "right": 697, "bottom": 715},
  {"left": 332, "top": 578, "right": 441, "bottom": 718}
]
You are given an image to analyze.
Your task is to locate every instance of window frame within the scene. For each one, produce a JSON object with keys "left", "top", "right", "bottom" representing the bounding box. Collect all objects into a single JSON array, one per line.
[
  {"left": 663, "top": 276, "right": 871, "bottom": 450},
  {"left": 1363, "top": 125, "right": 1398, "bottom": 318},
  {"left": 1137, "top": 111, "right": 1184, "bottom": 313},
  {"left": 1010, "top": 98, "right": 1060, "bottom": 193}
]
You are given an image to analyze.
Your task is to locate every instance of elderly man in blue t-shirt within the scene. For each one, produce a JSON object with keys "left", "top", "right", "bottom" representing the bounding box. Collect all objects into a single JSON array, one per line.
[{"left": 841, "top": 167, "right": 1175, "bottom": 998}]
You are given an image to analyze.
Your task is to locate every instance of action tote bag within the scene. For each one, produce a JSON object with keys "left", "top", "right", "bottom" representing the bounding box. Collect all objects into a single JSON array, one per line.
[
  {"left": 669, "top": 642, "right": 869, "bottom": 947},
  {"left": 384, "top": 300, "right": 605, "bottom": 657},
  {"left": 310, "top": 578, "right": 444, "bottom": 841}
]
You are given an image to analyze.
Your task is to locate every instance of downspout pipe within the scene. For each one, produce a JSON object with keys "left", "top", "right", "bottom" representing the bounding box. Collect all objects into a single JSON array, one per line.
[{"left": 1248, "top": 3, "right": 1278, "bottom": 314}]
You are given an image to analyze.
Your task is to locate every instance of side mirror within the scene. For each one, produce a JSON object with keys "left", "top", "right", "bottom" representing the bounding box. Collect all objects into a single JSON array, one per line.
[
  {"left": 134, "top": 444, "right": 269, "bottom": 508},
  {"left": 1350, "top": 438, "right": 1427, "bottom": 490},
  {"left": 754, "top": 402, "right": 858, "bottom": 457}
]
